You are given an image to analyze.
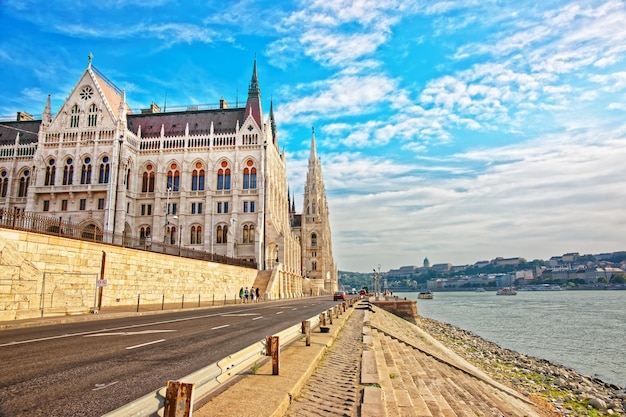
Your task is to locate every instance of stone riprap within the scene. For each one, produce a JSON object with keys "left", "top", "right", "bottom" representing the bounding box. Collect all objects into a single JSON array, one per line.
[{"left": 418, "top": 317, "right": 626, "bottom": 416}]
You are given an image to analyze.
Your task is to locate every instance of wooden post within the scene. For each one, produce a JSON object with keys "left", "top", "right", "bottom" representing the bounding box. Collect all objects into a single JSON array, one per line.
[
  {"left": 164, "top": 380, "right": 194, "bottom": 417},
  {"left": 303, "top": 320, "right": 311, "bottom": 346},
  {"left": 320, "top": 313, "right": 326, "bottom": 326},
  {"left": 328, "top": 309, "right": 333, "bottom": 325},
  {"left": 271, "top": 336, "right": 280, "bottom": 375},
  {"left": 266, "top": 336, "right": 272, "bottom": 356}
]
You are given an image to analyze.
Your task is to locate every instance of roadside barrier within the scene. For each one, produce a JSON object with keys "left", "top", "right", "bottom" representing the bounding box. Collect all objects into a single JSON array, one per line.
[{"left": 102, "top": 310, "right": 325, "bottom": 417}]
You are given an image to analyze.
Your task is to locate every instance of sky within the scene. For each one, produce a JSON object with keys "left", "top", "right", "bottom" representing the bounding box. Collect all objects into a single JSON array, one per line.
[{"left": 1, "top": 1, "right": 626, "bottom": 272}]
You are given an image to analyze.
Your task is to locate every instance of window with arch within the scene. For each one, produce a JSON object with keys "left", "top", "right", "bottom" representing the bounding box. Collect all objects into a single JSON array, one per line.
[
  {"left": 98, "top": 156, "right": 110, "bottom": 184},
  {"left": 166, "top": 225, "right": 177, "bottom": 245},
  {"left": 45, "top": 159, "right": 56, "bottom": 186},
  {"left": 216, "top": 224, "right": 228, "bottom": 243},
  {"left": 70, "top": 104, "right": 80, "bottom": 128},
  {"left": 311, "top": 233, "right": 317, "bottom": 247},
  {"left": 63, "top": 158, "right": 74, "bottom": 185},
  {"left": 140, "top": 226, "right": 151, "bottom": 239},
  {"left": 80, "top": 157, "right": 92, "bottom": 184},
  {"left": 191, "top": 162, "right": 205, "bottom": 191},
  {"left": 191, "top": 225, "right": 202, "bottom": 245},
  {"left": 88, "top": 103, "right": 98, "bottom": 127},
  {"left": 243, "top": 224, "right": 255, "bottom": 244},
  {"left": 0, "top": 171, "right": 8, "bottom": 197},
  {"left": 126, "top": 167, "right": 131, "bottom": 190},
  {"left": 141, "top": 164, "right": 155, "bottom": 192},
  {"left": 167, "top": 163, "right": 180, "bottom": 192},
  {"left": 243, "top": 160, "right": 257, "bottom": 189},
  {"left": 312, "top": 261, "right": 317, "bottom": 271},
  {"left": 217, "top": 161, "right": 231, "bottom": 190},
  {"left": 18, "top": 170, "right": 30, "bottom": 197}
]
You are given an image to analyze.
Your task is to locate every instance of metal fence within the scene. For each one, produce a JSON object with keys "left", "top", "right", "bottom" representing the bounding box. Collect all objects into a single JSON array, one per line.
[{"left": 0, "top": 209, "right": 257, "bottom": 269}]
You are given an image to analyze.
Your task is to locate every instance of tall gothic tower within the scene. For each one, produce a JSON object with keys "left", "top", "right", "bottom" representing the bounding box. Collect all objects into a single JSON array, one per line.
[{"left": 301, "top": 128, "right": 337, "bottom": 293}]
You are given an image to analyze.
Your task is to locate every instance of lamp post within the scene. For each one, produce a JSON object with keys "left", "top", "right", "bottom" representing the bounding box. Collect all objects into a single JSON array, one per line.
[{"left": 163, "top": 187, "right": 173, "bottom": 249}]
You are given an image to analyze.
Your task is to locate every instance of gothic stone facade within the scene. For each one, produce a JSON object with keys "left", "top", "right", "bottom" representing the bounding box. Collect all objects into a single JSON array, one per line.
[{"left": 0, "top": 58, "right": 337, "bottom": 295}]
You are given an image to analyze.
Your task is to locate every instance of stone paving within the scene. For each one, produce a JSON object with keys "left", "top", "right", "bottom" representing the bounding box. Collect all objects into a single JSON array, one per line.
[{"left": 283, "top": 309, "right": 365, "bottom": 417}]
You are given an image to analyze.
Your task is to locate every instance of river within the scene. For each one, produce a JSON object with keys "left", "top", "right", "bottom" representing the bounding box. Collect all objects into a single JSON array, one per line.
[{"left": 398, "top": 289, "right": 626, "bottom": 388}]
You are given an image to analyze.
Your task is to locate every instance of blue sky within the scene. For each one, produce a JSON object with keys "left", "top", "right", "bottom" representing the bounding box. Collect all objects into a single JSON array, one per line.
[{"left": 2, "top": 1, "right": 626, "bottom": 272}]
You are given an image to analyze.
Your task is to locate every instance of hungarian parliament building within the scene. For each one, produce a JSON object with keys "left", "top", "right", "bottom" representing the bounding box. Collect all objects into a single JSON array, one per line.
[{"left": 0, "top": 56, "right": 337, "bottom": 294}]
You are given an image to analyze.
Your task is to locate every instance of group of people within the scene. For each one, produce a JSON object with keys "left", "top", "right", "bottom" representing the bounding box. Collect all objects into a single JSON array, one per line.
[{"left": 239, "top": 286, "right": 260, "bottom": 303}]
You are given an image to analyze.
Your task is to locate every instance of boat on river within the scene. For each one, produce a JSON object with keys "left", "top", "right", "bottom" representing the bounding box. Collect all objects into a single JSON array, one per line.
[
  {"left": 496, "top": 287, "right": 517, "bottom": 295},
  {"left": 418, "top": 290, "right": 434, "bottom": 299}
]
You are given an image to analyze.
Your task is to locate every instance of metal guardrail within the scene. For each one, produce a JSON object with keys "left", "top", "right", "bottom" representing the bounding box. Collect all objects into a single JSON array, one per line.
[{"left": 102, "top": 310, "right": 326, "bottom": 417}]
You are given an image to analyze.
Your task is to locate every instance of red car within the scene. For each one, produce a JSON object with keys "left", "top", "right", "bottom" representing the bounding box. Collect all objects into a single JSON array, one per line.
[{"left": 333, "top": 291, "right": 347, "bottom": 301}]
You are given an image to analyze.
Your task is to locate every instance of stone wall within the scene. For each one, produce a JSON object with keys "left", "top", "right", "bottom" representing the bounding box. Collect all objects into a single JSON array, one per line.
[
  {"left": 370, "top": 297, "right": 419, "bottom": 324},
  {"left": 0, "top": 229, "right": 258, "bottom": 321}
]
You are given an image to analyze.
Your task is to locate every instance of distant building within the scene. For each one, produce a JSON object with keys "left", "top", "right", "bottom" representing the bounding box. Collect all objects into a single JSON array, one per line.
[{"left": 492, "top": 257, "right": 526, "bottom": 266}]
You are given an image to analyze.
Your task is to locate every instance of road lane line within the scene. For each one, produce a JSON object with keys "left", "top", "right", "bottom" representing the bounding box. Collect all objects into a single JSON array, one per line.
[
  {"left": 252, "top": 316, "right": 263, "bottom": 320},
  {"left": 126, "top": 339, "right": 166, "bottom": 350},
  {"left": 211, "top": 324, "right": 230, "bottom": 330},
  {"left": 84, "top": 330, "right": 176, "bottom": 337},
  {"left": 276, "top": 311, "right": 284, "bottom": 314},
  {"left": 93, "top": 381, "right": 119, "bottom": 391}
]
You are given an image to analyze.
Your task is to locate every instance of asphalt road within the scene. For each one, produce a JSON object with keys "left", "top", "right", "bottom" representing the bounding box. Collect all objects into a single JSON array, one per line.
[{"left": 0, "top": 298, "right": 339, "bottom": 417}]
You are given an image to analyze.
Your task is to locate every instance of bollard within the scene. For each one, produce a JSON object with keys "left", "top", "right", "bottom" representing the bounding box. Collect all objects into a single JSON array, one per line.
[
  {"left": 162, "top": 294, "right": 165, "bottom": 310},
  {"left": 328, "top": 309, "right": 333, "bottom": 325},
  {"left": 266, "top": 336, "right": 273, "bottom": 356},
  {"left": 303, "top": 320, "right": 311, "bottom": 346},
  {"left": 137, "top": 294, "right": 140, "bottom": 312},
  {"left": 320, "top": 313, "right": 326, "bottom": 326},
  {"left": 271, "top": 336, "right": 280, "bottom": 375},
  {"left": 164, "top": 380, "right": 194, "bottom": 417}
]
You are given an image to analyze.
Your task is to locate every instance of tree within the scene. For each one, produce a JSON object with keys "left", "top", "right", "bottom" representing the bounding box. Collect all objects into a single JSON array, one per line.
[{"left": 610, "top": 274, "right": 626, "bottom": 284}]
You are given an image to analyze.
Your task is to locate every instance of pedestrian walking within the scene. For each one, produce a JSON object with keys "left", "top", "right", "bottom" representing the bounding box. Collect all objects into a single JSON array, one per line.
[
  {"left": 239, "top": 287, "right": 244, "bottom": 303},
  {"left": 255, "top": 287, "right": 260, "bottom": 302},
  {"left": 250, "top": 286, "right": 256, "bottom": 302},
  {"left": 244, "top": 287, "right": 249, "bottom": 303}
]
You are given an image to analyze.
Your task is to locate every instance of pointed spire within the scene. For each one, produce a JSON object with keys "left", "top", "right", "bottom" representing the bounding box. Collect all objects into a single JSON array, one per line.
[
  {"left": 248, "top": 54, "right": 260, "bottom": 97},
  {"left": 309, "top": 126, "right": 318, "bottom": 162},
  {"left": 42, "top": 94, "right": 52, "bottom": 126},
  {"left": 88, "top": 52, "right": 93, "bottom": 69},
  {"left": 269, "top": 99, "right": 277, "bottom": 141}
]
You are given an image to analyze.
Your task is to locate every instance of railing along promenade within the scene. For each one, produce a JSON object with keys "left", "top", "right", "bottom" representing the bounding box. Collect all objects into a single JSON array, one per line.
[{"left": 0, "top": 209, "right": 256, "bottom": 269}]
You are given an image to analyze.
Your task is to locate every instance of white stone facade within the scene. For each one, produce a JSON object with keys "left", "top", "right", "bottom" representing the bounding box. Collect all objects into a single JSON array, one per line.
[{"left": 0, "top": 58, "right": 337, "bottom": 296}]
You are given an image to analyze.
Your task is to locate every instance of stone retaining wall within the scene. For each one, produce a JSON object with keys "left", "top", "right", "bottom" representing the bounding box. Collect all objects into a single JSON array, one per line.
[
  {"left": 370, "top": 297, "right": 418, "bottom": 324},
  {"left": 0, "top": 229, "right": 258, "bottom": 321}
]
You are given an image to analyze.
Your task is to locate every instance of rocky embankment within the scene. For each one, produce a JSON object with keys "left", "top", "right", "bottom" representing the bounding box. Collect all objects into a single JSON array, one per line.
[{"left": 418, "top": 317, "right": 626, "bottom": 416}]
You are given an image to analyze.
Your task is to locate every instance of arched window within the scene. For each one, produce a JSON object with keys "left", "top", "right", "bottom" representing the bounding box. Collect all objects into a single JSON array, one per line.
[
  {"left": 217, "top": 161, "right": 231, "bottom": 190},
  {"left": 70, "top": 104, "right": 80, "bottom": 128},
  {"left": 191, "top": 225, "right": 202, "bottom": 245},
  {"left": 167, "top": 163, "right": 180, "bottom": 191},
  {"left": 142, "top": 164, "right": 155, "bottom": 192},
  {"left": 311, "top": 233, "right": 317, "bottom": 247},
  {"left": 243, "top": 224, "right": 255, "bottom": 244},
  {"left": 63, "top": 158, "right": 74, "bottom": 185},
  {"left": 243, "top": 160, "right": 257, "bottom": 189},
  {"left": 140, "top": 226, "right": 151, "bottom": 246},
  {"left": 166, "top": 226, "right": 177, "bottom": 245},
  {"left": 87, "top": 103, "right": 97, "bottom": 127},
  {"left": 0, "top": 171, "right": 8, "bottom": 197},
  {"left": 81, "top": 157, "right": 92, "bottom": 184},
  {"left": 45, "top": 159, "right": 56, "bottom": 186},
  {"left": 18, "top": 170, "right": 30, "bottom": 197},
  {"left": 312, "top": 261, "right": 317, "bottom": 271},
  {"left": 98, "top": 156, "right": 110, "bottom": 184},
  {"left": 217, "top": 224, "right": 228, "bottom": 243},
  {"left": 192, "top": 163, "right": 205, "bottom": 191},
  {"left": 126, "top": 168, "right": 131, "bottom": 190}
]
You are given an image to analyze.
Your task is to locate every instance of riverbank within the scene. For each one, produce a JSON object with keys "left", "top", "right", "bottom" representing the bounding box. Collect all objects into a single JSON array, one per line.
[{"left": 418, "top": 316, "right": 626, "bottom": 416}]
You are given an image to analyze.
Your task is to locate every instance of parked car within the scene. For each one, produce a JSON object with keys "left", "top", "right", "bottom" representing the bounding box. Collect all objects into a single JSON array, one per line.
[
  {"left": 333, "top": 291, "right": 347, "bottom": 301},
  {"left": 358, "top": 289, "right": 367, "bottom": 296}
]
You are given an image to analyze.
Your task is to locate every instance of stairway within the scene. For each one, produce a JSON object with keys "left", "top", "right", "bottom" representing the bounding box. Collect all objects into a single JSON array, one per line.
[{"left": 366, "top": 306, "right": 543, "bottom": 417}]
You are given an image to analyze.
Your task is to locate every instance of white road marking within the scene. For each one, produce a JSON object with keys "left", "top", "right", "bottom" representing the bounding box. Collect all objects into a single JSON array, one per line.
[
  {"left": 93, "top": 381, "right": 119, "bottom": 391},
  {"left": 211, "top": 324, "right": 230, "bottom": 330},
  {"left": 276, "top": 311, "right": 284, "bottom": 315},
  {"left": 221, "top": 313, "right": 261, "bottom": 317},
  {"left": 84, "top": 330, "right": 176, "bottom": 337},
  {"left": 126, "top": 339, "right": 166, "bottom": 350},
  {"left": 252, "top": 316, "right": 263, "bottom": 320}
]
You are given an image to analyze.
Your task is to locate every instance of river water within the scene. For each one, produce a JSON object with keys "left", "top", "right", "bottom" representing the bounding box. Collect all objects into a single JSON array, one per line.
[{"left": 398, "top": 290, "right": 626, "bottom": 388}]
